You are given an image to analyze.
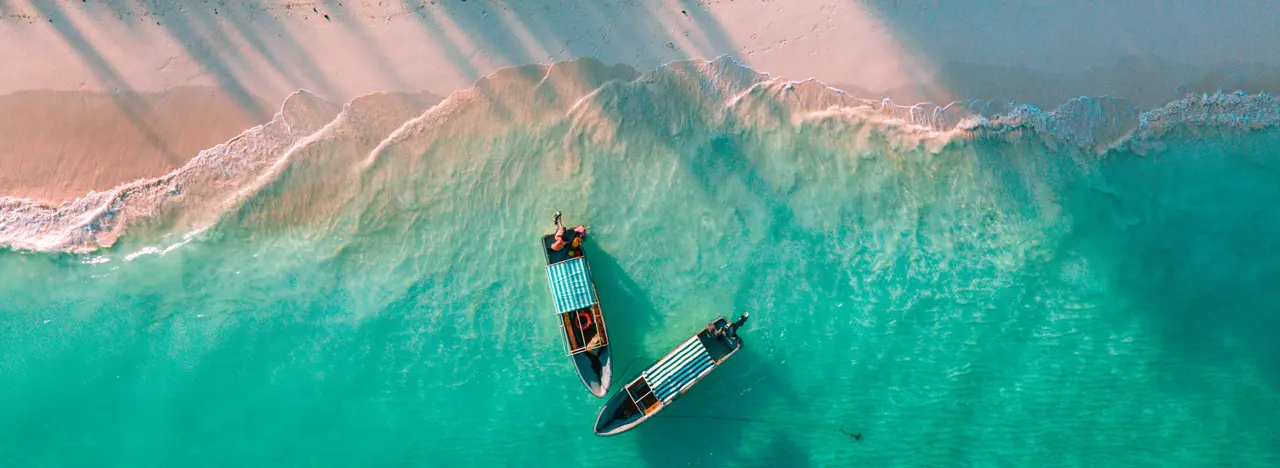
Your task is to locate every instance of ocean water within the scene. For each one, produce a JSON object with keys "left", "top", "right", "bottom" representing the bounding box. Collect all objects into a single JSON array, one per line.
[{"left": 2, "top": 57, "right": 1279, "bottom": 467}]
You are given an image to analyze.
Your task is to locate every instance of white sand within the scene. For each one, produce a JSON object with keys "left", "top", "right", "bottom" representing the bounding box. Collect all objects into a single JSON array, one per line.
[
  {"left": 0, "top": 87, "right": 264, "bottom": 201},
  {"left": 0, "top": 0, "right": 942, "bottom": 201},
  {"left": 0, "top": 0, "right": 938, "bottom": 108},
  {"left": 3, "top": 0, "right": 1279, "bottom": 201}
]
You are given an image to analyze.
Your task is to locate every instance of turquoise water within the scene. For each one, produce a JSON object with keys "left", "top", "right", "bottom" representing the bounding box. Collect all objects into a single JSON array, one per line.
[{"left": 2, "top": 58, "right": 1279, "bottom": 466}]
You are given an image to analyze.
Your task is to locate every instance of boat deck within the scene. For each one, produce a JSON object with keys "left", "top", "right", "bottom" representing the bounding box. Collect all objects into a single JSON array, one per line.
[
  {"left": 594, "top": 314, "right": 749, "bottom": 436},
  {"left": 696, "top": 318, "right": 741, "bottom": 363},
  {"left": 542, "top": 231, "right": 584, "bottom": 265},
  {"left": 625, "top": 377, "right": 662, "bottom": 413},
  {"left": 542, "top": 230, "right": 607, "bottom": 355},
  {"left": 560, "top": 304, "right": 607, "bottom": 353}
]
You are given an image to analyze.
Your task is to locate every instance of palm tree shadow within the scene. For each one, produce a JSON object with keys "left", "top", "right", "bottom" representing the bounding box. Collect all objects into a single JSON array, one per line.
[
  {"left": 971, "top": 131, "right": 1280, "bottom": 396},
  {"left": 1059, "top": 156, "right": 1280, "bottom": 391}
]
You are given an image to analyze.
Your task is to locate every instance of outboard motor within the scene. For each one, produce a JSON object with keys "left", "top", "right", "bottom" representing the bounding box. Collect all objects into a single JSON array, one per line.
[{"left": 722, "top": 313, "right": 749, "bottom": 339}]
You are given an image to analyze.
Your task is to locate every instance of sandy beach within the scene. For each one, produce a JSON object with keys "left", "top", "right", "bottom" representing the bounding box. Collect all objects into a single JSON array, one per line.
[
  {"left": 0, "top": 87, "right": 263, "bottom": 201},
  {"left": 4, "top": 3, "right": 1280, "bottom": 466},
  {"left": 4, "top": 0, "right": 1280, "bottom": 202}
]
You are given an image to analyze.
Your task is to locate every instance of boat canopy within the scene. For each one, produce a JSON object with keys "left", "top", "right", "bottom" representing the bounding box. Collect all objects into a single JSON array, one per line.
[
  {"left": 643, "top": 335, "right": 715, "bottom": 404},
  {"left": 545, "top": 257, "right": 597, "bottom": 314}
]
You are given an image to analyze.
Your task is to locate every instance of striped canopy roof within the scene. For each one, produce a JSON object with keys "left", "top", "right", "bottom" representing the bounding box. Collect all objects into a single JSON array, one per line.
[
  {"left": 545, "top": 257, "right": 597, "bottom": 314},
  {"left": 644, "top": 335, "right": 715, "bottom": 403}
]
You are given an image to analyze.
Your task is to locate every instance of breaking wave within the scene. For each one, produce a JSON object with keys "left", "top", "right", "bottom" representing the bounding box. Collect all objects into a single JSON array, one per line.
[{"left": 2, "top": 56, "right": 1279, "bottom": 253}]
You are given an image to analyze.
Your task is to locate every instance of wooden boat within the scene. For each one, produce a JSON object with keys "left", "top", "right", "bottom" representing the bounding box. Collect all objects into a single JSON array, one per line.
[
  {"left": 542, "top": 221, "right": 612, "bottom": 397},
  {"left": 593, "top": 313, "right": 750, "bottom": 436}
]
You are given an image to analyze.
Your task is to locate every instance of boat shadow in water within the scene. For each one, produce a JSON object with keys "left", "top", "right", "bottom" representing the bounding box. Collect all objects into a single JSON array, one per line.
[
  {"left": 746, "top": 433, "right": 815, "bottom": 468},
  {"left": 583, "top": 246, "right": 667, "bottom": 382},
  {"left": 631, "top": 347, "right": 802, "bottom": 468}
]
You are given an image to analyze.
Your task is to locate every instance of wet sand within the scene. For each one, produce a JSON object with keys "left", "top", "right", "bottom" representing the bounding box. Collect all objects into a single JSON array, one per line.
[
  {"left": 0, "top": 87, "right": 265, "bottom": 202},
  {"left": 4, "top": 0, "right": 1280, "bottom": 203}
]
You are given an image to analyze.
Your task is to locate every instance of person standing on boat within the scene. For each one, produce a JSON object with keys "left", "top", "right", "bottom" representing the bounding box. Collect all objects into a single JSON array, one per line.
[{"left": 551, "top": 211, "right": 587, "bottom": 254}]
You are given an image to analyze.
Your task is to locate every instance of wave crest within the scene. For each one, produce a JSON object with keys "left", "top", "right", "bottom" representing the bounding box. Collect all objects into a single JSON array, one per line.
[
  {"left": 4, "top": 56, "right": 1280, "bottom": 253},
  {"left": 0, "top": 91, "right": 342, "bottom": 253}
]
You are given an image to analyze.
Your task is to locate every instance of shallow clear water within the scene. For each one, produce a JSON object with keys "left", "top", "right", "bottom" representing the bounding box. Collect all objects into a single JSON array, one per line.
[{"left": 2, "top": 59, "right": 1279, "bottom": 466}]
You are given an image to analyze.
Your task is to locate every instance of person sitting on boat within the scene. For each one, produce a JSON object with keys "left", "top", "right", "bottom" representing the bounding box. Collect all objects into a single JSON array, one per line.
[
  {"left": 707, "top": 313, "right": 748, "bottom": 339},
  {"left": 551, "top": 211, "right": 587, "bottom": 254}
]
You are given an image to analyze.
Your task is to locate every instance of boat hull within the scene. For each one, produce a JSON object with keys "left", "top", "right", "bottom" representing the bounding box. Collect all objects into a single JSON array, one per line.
[
  {"left": 541, "top": 230, "right": 613, "bottom": 397},
  {"left": 592, "top": 315, "right": 748, "bottom": 436},
  {"left": 574, "top": 345, "right": 612, "bottom": 398},
  {"left": 594, "top": 386, "right": 653, "bottom": 436}
]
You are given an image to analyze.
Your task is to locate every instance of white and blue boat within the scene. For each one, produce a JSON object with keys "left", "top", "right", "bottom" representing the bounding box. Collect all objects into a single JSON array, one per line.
[
  {"left": 593, "top": 313, "right": 749, "bottom": 436},
  {"left": 542, "top": 226, "right": 612, "bottom": 397}
]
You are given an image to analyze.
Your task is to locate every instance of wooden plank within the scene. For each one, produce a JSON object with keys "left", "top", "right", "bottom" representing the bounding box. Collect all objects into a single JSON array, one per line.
[
  {"left": 562, "top": 313, "right": 584, "bottom": 351},
  {"left": 590, "top": 305, "right": 608, "bottom": 347}
]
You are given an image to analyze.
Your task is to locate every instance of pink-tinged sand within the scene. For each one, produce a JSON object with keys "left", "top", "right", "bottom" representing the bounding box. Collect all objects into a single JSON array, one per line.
[
  {"left": 0, "top": 0, "right": 942, "bottom": 203},
  {"left": 0, "top": 87, "right": 263, "bottom": 202},
  {"left": 4, "top": 0, "right": 1279, "bottom": 203}
]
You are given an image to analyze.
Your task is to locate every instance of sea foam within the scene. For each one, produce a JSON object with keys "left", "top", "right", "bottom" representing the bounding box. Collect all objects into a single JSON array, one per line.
[{"left": 3, "top": 56, "right": 1279, "bottom": 253}]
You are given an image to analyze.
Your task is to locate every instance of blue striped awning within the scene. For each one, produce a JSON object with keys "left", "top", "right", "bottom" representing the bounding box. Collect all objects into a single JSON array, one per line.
[
  {"left": 644, "top": 336, "right": 715, "bottom": 403},
  {"left": 545, "top": 257, "right": 597, "bottom": 313}
]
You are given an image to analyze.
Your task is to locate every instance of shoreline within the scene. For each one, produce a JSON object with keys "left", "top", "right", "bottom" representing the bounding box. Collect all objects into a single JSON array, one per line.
[
  {"left": 6, "top": 1, "right": 1278, "bottom": 106},
  {"left": 5, "top": 0, "right": 1280, "bottom": 203},
  {"left": 5, "top": 58, "right": 1280, "bottom": 205},
  {"left": 3, "top": 55, "right": 1279, "bottom": 254},
  {"left": 0, "top": 87, "right": 267, "bottom": 203}
]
